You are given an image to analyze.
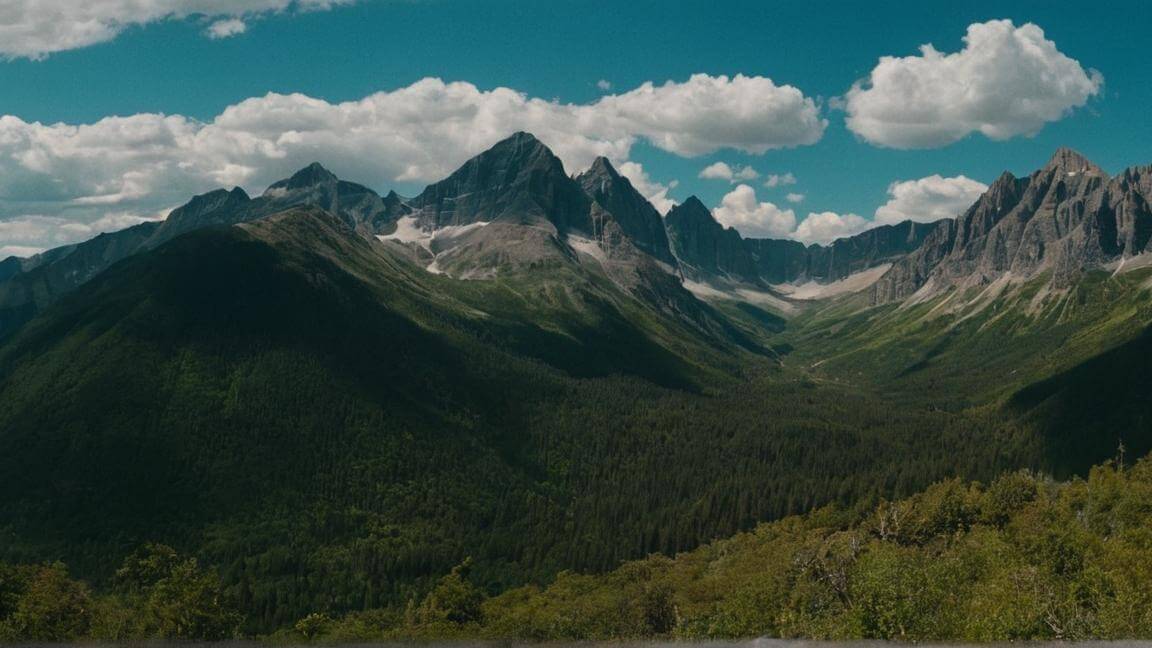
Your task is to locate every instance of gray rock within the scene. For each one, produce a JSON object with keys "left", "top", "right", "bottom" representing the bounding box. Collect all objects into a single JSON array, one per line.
[
  {"left": 576, "top": 157, "right": 677, "bottom": 266},
  {"left": 872, "top": 149, "right": 1152, "bottom": 303},
  {"left": 665, "top": 196, "right": 761, "bottom": 283}
]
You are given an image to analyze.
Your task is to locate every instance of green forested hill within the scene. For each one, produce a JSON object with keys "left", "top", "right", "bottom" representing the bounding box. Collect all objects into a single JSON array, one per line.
[
  {"left": 778, "top": 269, "right": 1152, "bottom": 473},
  {"left": 0, "top": 207, "right": 1027, "bottom": 632},
  {"left": 4, "top": 455, "right": 1150, "bottom": 642},
  {"left": 1, "top": 206, "right": 1150, "bottom": 638},
  {"left": 387, "top": 455, "right": 1152, "bottom": 642}
]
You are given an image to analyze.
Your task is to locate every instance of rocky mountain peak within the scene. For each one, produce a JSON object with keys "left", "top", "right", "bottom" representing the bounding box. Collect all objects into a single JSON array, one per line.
[
  {"left": 575, "top": 156, "right": 676, "bottom": 265},
  {"left": 1043, "top": 147, "right": 1102, "bottom": 177},
  {"left": 268, "top": 162, "right": 339, "bottom": 192},
  {"left": 585, "top": 156, "right": 621, "bottom": 182},
  {"left": 666, "top": 196, "right": 761, "bottom": 282},
  {"left": 673, "top": 196, "right": 713, "bottom": 222},
  {"left": 484, "top": 131, "right": 558, "bottom": 169},
  {"left": 410, "top": 131, "right": 588, "bottom": 231}
]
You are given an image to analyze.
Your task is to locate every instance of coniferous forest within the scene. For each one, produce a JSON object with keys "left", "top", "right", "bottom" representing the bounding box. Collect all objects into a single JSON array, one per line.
[
  {"left": 4, "top": 456, "right": 1152, "bottom": 642},
  {"left": 3, "top": 4, "right": 1152, "bottom": 641}
]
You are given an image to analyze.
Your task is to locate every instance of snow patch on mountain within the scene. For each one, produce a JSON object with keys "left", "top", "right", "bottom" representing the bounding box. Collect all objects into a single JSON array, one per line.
[{"left": 774, "top": 264, "right": 891, "bottom": 300}]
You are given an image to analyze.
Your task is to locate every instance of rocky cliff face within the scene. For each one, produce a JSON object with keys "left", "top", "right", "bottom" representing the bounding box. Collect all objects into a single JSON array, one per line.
[
  {"left": 667, "top": 196, "right": 945, "bottom": 287},
  {"left": 410, "top": 131, "right": 592, "bottom": 233},
  {"left": 872, "top": 149, "right": 1152, "bottom": 303},
  {"left": 576, "top": 157, "right": 677, "bottom": 266},
  {"left": 665, "top": 197, "right": 761, "bottom": 283},
  {"left": 806, "top": 220, "right": 947, "bottom": 283}
]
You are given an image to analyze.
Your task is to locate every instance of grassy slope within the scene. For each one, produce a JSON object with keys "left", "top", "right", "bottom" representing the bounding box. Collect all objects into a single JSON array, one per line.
[
  {"left": 765, "top": 269, "right": 1152, "bottom": 474},
  {"left": 780, "top": 269, "right": 1152, "bottom": 401}
]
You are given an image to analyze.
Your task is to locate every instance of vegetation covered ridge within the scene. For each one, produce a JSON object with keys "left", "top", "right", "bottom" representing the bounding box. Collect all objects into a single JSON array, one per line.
[{"left": 4, "top": 451, "right": 1150, "bottom": 642}]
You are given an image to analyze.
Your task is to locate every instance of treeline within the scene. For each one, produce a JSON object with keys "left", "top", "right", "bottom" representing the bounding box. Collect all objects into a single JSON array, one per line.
[
  {"left": 297, "top": 454, "right": 1152, "bottom": 642},
  {"left": 5, "top": 456, "right": 1149, "bottom": 641},
  {"left": 0, "top": 321, "right": 1032, "bottom": 633},
  {"left": 0, "top": 545, "right": 240, "bottom": 642}
]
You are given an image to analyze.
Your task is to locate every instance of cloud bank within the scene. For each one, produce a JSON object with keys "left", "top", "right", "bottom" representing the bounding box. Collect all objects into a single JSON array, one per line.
[
  {"left": 714, "top": 171, "right": 992, "bottom": 245},
  {"left": 712, "top": 184, "right": 797, "bottom": 239},
  {"left": 844, "top": 20, "right": 1102, "bottom": 149},
  {"left": 0, "top": 74, "right": 826, "bottom": 253},
  {"left": 0, "top": 0, "right": 355, "bottom": 59},
  {"left": 874, "top": 174, "right": 988, "bottom": 224},
  {"left": 712, "top": 186, "right": 869, "bottom": 246},
  {"left": 699, "top": 162, "right": 759, "bottom": 183}
]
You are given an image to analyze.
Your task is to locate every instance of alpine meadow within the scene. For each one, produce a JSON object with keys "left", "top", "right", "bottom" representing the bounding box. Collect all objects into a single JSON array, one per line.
[{"left": 1, "top": 1, "right": 1151, "bottom": 644}]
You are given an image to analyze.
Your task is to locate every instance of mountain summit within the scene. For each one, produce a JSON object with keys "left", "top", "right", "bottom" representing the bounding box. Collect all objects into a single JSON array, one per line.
[
  {"left": 411, "top": 131, "right": 592, "bottom": 232},
  {"left": 268, "top": 161, "right": 340, "bottom": 191},
  {"left": 1043, "top": 147, "right": 1103, "bottom": 176},
  {"left": 576, "top": 157, "right": 677, "bottom": 265}
]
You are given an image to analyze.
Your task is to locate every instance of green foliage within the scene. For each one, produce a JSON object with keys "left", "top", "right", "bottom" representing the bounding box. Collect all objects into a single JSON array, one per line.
[
  {"left": 3, "top": 213, "right": 1152, "bottom": 642},
  {"left": 410, "top": 558, "right": 485, "bottom": 627},
  {"left": 0, "top": 563, "right": 92, "bottom": 641},
  {"left": 320, "top": 457, "right": 1152, "bottom": 642},
  {"left": 0, "top": 223, "right": 1042, "bottom": 633},
  {"left": 293, "top": 612, "right": 333, "bottom": 639},
  {"left": 0, "top": 546, "right": 240, "bottom": 642}
]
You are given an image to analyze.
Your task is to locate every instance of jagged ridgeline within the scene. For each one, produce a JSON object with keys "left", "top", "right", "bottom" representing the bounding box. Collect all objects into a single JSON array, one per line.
[{"left": 1, "top": 133, "right": 1151, "bottom": 635}]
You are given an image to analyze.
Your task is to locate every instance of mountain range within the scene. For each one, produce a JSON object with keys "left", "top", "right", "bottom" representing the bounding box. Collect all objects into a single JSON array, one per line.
[{"left": 1, "top": 132, "right": 1151, "bottom": 633}]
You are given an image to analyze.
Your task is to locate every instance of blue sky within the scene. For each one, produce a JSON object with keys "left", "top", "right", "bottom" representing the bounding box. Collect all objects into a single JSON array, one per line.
[{"left": 1, "top": 0, "right": 1149, "bottom": 254}]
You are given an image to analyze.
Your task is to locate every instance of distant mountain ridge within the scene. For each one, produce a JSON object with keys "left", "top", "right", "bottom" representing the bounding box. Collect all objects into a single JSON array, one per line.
[
  {"left": 0, "top": 131, "right": 906, "bottom": 339},
  {"left": 663, "top": 197, "right": 945, "bottom": 287},
  {"left": 3, "top": 134, "right": 1149, "bottom": 344},
  {"left": 873, "top": 148, "right": 1152, "bottom": 303}
]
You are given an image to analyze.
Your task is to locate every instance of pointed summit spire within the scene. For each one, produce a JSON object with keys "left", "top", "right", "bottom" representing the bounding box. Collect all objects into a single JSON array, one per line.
[
  {"left": 586, "top": 156, "right": 621, "bottom": 181},
  {"left": 410, "top": 131, "right": 586, "bottom": 229},
  {"left": 575, "top": 155, "right": 677, "bottom": 265},
  {"left": 460, "top": 131, "right": 561, "bottom": 174},
  {"left": 266, "top": 162, "right": 339, "bottom": 194},
  {"left": 290, "top": 161, "right": 338, "bottom": 185},
  {"left": 666, "top": 196, "right": 722, "bottom": 230},
  {"left": 499, "top": 131, "right": 552, "bottom": 157},
  {"left": 1044, "top": 147, "right": 1101, "bottom": 175},
  {"left": 680, "top": 195, "right": 710, "bottom": 212}
]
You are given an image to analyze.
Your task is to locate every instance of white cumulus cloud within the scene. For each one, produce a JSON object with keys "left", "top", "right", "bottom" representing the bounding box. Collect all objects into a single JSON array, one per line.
[
  {"left": 0, "top": 75, "right": 825, "bottom": 252},
  {"left": 793, "top": 211, "right": 870, "bottom": 245},
  {"left": 0, "top": 245, "right": 42, "bottom": 258},
  {"left": 713, "top": 184, "right": 797, "bottom": 239},
  {"left": 699, "top": 162, "right": 734, "bottom": 181},
  {"left": 599, "top": 74, "right": 826, "bottom": 156},
  {"left": 843, "top": 19, "right": 1103, "bottom": 149},
  {"left": 874, "top": 174, "right": 988, "bottom": 224},
  {"left": 0, "top": 0, "right": 356, "bottom": 59},
  {"left": 0, "top": 210, "right": 169, "bottom": 257},
  {"left": 617, "top": 162, "right": 677, "bottom": 215},
  {"left": 712, "top": 185, "right": 871, "bottom": 245},
  {"left": 763, "top": 172, "right": 796, "bottom": 188},
  {"left": 206, "top": 18, "right": 248, "bottom": 39},
  {"left": 786, "top": 192, "right": 804, "bottom": 204},
  {"left": 699, "top": 161, "right": 759, "bottom": 183}
]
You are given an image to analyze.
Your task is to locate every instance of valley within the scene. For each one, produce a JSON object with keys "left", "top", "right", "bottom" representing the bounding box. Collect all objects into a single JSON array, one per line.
[{"left": 0, "top": 133, "right": 1150, "bottom": 640}]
